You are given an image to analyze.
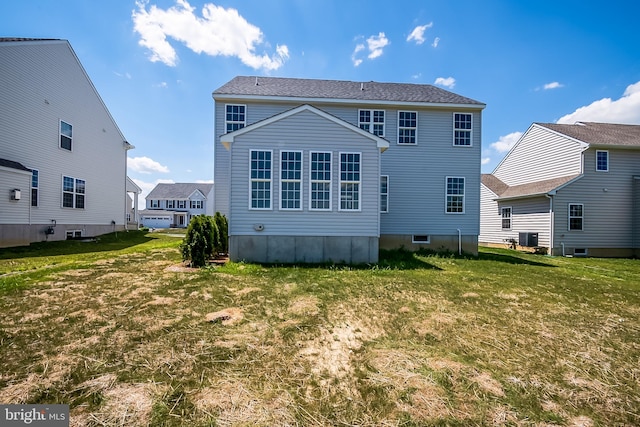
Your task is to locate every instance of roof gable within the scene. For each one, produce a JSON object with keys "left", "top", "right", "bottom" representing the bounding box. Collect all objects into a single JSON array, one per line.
[
  {"left": 537, "top": 122, "right": 640, "bottom": 148},
  {"left": 220, "top": 104, "right": 390, "bottom": 152}
]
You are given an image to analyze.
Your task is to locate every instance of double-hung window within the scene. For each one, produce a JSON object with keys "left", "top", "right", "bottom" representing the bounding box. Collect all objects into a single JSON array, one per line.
[
  {"left": 596, "top": 150, "right": 608, "bottom": 172},
  {"left": 150, "top": 200, "right": 160, "bottom": 208},
  {"left": 340, "top": 152, "right": 361, "bottom": 211},
  {"left": 501, "top": 207, "right": 512, "bottom": 230},
  {"left": 190, "top": 200, "right": 203, "bottom": 209},
  {"left": 569, "top": 203, "right": 584, "bottom": 231},
  {"left": 453, "top": 113, "right": 472, "bottom": 146},
  {"left": 398, "top": 111, "right": 417, "bottom": 144},
  {"left": 380, "top": 175, "right": 389, "bottom": 213},
  {"left": 31, "top": 169, "right": 39, "bottom": 207},
  {"left": 446, "top": 177, "right": 465, "bottom": 213},
  {"left": 177, "top": 200, "right": 186, "bottom": 209},
  {"left": 280, "top": 151, "right": 302, "bottom": 210},
  {"left": 166, "top": 200, "right": 175, "bottom": 209},
  {"left": 359, "top": 110, "right": 385, "bottom": 136},
  {"left": 226, "top": 105, "right": 246, "bottom": 133},
  {"left": 62, "top": 176, "right": 85, "bottom": 209},
  {"left": 250, "top": 150, "right": 272, "bottom": 209},
  {"left": 60, "top": 120, "right": 73, "bottom": 151},
  {"left": 310, "top": 152, "right": 331, "bottom": 210}
]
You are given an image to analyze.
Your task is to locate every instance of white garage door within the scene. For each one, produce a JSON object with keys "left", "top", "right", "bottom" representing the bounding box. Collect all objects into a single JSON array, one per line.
[{"left": 141, "top": 216, "right": 172, "bottom": 229}]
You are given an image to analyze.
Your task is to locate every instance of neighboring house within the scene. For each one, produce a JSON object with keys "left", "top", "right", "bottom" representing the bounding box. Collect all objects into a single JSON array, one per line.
[
  {"left": 480, "top": 122, "right": 640, "bottom": 257},
  {"left": 0, "top": 38, "right": 135, "bottom": 248},
  {"left": 213, "top": 76, "right": 485, "bottom": 263},
  {"left": 140, "top": 183, "right": 214, "bottom": 228}
]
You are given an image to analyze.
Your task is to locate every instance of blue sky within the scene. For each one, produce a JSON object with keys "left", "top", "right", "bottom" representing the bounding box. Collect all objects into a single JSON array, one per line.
[{"left": 2, "top": 0, "right": 639, "bottom": 199}]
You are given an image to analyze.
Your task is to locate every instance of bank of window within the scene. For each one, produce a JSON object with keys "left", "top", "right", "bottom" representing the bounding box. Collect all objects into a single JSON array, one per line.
[
  {"left": 31, "top": 169, "right": 39, "bottom": 207},
  {"left": 250, "top": 150, "right": 272, "bottom": 209},
  {"left": 310, "top": 152, "right": 331, "bottom": 210},
  {"left": 569, "top": 203, "right": 584, "bottom": 231},
  {"left": 446, "top": 177, "right": 465, "bottom": 213},
  {"left": 280, "top": 151, "right": 302, "bottom": 210},
  {"left": 501, "top": 207, "right": 512, "bottom": 230},
  {"left": 60, "top": 120, "right": 73, "bottom": 151},
  {"left": 453, "top": 113, "right": 472, "bottom": 146},
  {"left": 380, "top": 175, "right": 389, "bottom": 213},
  {"left": 398, "top": 111, "right": 417, "bottom": 144},
  {"left": 226, "top": 104, "right": 246, "bottom": 133},
  {"left": 596, "top": 150, "right": 609, "bottom": 172},
  {"left": 62, "top": 176, "right": 85, "bottom": 209},
  {"left": 340, "top": 152, "right": 361, "bottom": 211},
  {"left": 359, "top": 110, "right": 385, "bottom": 136},
  {"left": 190, "top": 200, "right": 203, "bottom": 209}
]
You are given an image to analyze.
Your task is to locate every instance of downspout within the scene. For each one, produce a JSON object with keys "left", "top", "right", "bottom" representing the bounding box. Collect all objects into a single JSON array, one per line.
[{"left": 456, "top": 228, "right": 462, "bottom": 255}]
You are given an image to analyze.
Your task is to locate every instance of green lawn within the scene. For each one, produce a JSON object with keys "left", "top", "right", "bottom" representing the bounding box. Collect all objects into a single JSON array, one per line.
[{"left": 1, "top": 231, "right": 639, "bottom": 426}]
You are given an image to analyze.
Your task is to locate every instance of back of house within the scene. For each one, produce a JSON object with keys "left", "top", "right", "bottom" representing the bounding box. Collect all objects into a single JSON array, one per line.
[{"left": 213, "top": 76, "right": 485, "bottom": 263}]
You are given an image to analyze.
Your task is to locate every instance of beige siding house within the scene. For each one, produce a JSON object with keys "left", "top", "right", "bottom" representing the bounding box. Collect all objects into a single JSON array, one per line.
[{"left": 480, "top": 122, "right": 640, "bottom": 257}]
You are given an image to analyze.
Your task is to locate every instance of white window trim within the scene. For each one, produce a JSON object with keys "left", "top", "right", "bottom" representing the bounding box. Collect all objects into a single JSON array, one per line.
[
  {"left": 225, "top": 104, "right": 246, "bottom": 133},
  {"left": 249, "top": 149, "right": 273, "bottom": 210},
  {"left": 453, "top": 112, "right": 473, "bottom": 147},
  {"left": 166, "top": 200, "right": 175, "bottom": 209},
  {"left": 279, "top": 150, "right": 303, "bottom": 211},
  {"left": 501, "top": 206, "right": 512, "bottom": 230},
  {"left": 380, "top": 175, "right": 389, "bottom": 213},
  {"left": 339, "top": 152, "right": 362, "bottom": 212},
  {"left": 412, "top": 235, "right": 431, "bottom": 244},
  {"left": 66, "top": 230, "right": 82, "bottom": 239},
  {"left": 358, "top": 109, "right": 385, "bottom": 137},
  {"left": 61, "top": 175, "right": 85, "bottom": 209},
  {"left": 30, "top": 168, "right": 39, "bottom": 208},
  {"left": 445, "top": 176, "right": 465, "bottom": 214},
  {"left": 190, "top": 200, "right": 204, "bottom": 209},
  {"left": 568, "top": 203, "right": 584, "bottom": 231},
  {"left": 177, "top": 200, "right": 187, "bottom": 209},
  {"left": 59, "top": 120, "right": 73, "bottom": 151},
  {"left": 150, "top": 200, "right": 160, "bottom": 208},
  {"left": 596, "top": 150, "right": 609, "bottom": 172},
  {"left": 309, "top": 151, "right": 332, "bottom": 211},
  {"left": 397, "top": 111, "right": 418, "bottom": 145}
]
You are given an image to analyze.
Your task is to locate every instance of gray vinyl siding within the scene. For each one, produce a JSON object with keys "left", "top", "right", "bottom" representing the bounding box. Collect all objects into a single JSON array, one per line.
[
  {"left": 552, "top": 148, "right": 640, "bottom": 250},
  {"left": 494, "top": 125, "right": 583, "bottom": 186},
  {"left": 479, "top": 184, "right": 502, "bottom": 243},
  {"left": 0, "top": 168, "right": 31, "bottom": 224},
  {"left": 227, "top": 109, "right": 381, "bottom": 237},
  {"left": 0, "top": 41, "right": 127, "bottom": 231}
]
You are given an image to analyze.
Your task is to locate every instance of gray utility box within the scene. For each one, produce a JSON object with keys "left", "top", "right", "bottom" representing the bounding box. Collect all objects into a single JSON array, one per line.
[{"left": 519, "top": 232, "right": 538, "bottom": 247}]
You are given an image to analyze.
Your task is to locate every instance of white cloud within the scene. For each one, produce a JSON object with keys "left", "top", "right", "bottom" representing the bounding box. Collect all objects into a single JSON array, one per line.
[
  {"left": 434, "top": 76, "right": 455, "bottom": 89},
  {"left": 481, "top": 157, "right": 491, "bottom": 165},
  {"left": 128, "top": 156, "right": 170, "bottom": 174},
  {"left": 543, "top": 81, "right": 564, "bottom": 90},
  {"left": 195, "top": 179, "right": 214, "bottom": 184},
  {"left": 411, "top": 73, "right": 422, "bottom": 80},
  {"left": 557, "top": 80, "right": 640, "bottom": 124},
  {"left": 132, "top": 0, "right": 289, "bottom": 71},
  {"left": 432, "top": 37, "right": 440, "bottom": 48},
  {"left": 366, "top": 32, "right": 389, "bottom": 59},
  {"left": 351, "top": 43, "right": 365, "bottom": 67},
  {"left": 406, "top": 23, "right": 433, "bottom": 45},
  {"left": 490, "top": 131, "right": 523, "bottom": 153}
]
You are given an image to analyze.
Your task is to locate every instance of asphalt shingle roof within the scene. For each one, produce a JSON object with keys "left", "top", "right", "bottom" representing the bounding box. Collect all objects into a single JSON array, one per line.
[
  {"left": 538, "top": 122, "right": 640, "bottom": 147},
  {"left": 0, "top": 158, "right": 31, "bottom": 172},
  {"left": 213, "top": 76, "right": 485, "bottom": 106},
  {"left": 483, "top": 174, "right": 581, "bottom": 200},
  {"left": 146, "top": 183, "right": 213, "bottom": 200}
]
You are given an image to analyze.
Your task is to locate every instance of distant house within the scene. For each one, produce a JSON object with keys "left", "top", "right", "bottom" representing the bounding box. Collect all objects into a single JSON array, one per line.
[
  {"left": 213, "top": 76, "right": 485, "bottom": 263},
  {"left": 480, "top": 122, "right": 640, "bottom": 257},
  {"left": 0, "top": 38, "right": 136, "bottom": 248},
  {"left": 140, "top": 183, "right": 214, "bottom": 228}
]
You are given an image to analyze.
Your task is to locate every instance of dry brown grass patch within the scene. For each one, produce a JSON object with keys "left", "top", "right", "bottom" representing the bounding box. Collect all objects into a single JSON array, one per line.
[
  {"left": 205, "top": 307, "right": 243, "bottom": 325},
  {"left": 287, "top": 295, "right": 320, "bottom": 316},
  {"left": 88, "top": 382, "right": 161, "bottom": 426}
]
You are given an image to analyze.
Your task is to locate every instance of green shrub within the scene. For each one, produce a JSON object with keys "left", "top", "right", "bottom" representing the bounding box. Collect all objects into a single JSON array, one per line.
[
  {"left": 214, "top": 212, "right": 228, "bottom": 254},
  {"left": 180, "top": 215, "right": 217, "bottom": 267}
]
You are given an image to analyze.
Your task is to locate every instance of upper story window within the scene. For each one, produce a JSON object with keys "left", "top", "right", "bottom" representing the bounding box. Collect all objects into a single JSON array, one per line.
[
  {"left": 446, "top": 177, "right": 465, "bottom": 214},
  {"left": 359, "top": 110, "right": 385, "bottom": 136},
  {"left": 569, "top": 203, "right": 584, "bottom": 231},
  {"left": 250, "top": 150, "right": 272, "bottom": 209},
  {"left": 501, "top": 207, "right": 512, "bottom": 230},
  {"left": 226, "top": 105, "right": 246, "bottom": 133},
  {"left": 380, "top": 175, "right": 389, "bottom": 213},
  {"left": 190, "top": 200, "right": 204, "bottom": 209},
  {"left": 150, "top": 200, "right": 160, "bottom": 208},
  {"left": 339, "top": 152, "right": 361, "bottom": 211},
  {"left": 596, "top": 150, "right": 609, "bottom": 172},
  {"left": 166, "top": 200, "right": 175, "bottom": 209},
  {"left": 60, "top": 120, "right": 73, "bottom": 151},
  {"left": 310, "top": 152, "right": 331, "bottom": 211},
  {"left": 453, "top": 113, "right": 472, "bottom": 146},
  {"left": 31, "top": 169, "right": 39, "bottom": 207},
  {"left": 280, "top": 151, "right": 302, "bottom": 210},
  {"left": 177, "top": 200, "right": 186, "bottom": 209},
  {"left": 398, "top": 111, "right": 417, "bottom": 144},
  {"left": 62, "top": 176, "right": 85, "bottom": 209}
]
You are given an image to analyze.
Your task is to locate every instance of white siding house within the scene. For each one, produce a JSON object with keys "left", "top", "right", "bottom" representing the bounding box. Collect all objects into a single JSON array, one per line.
[
  {"left": 480, "top": 122, "right": 640, "bottom": 257},
  {"left": 213, "top": 76, "right": 485, "bottom": 263},
  {"left": 0, "top": 38, "right": 134, "bottom": 247},
  {"left": 140, "top": 183, "right": 214, "bottom": 229}
]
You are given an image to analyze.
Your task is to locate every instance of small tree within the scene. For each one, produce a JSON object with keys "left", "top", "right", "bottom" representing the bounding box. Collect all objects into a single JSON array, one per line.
[
  {"left": 181, "top": 215, "right": 218, "bottom": 267},
  {"left": 213, "top": 212, "right": 228, "bottom": 254}
]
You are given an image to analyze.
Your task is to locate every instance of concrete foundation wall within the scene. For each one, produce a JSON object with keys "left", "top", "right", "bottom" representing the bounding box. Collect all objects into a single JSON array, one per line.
[
  {"left": 0, "top": 223, "right": 126, "bottom": 248},
  {"left": 380, "top": 234, "right": 479, "bottom": 255},
  {"left": 229, "top": 235, "right": 379, "bottom": 264}
]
